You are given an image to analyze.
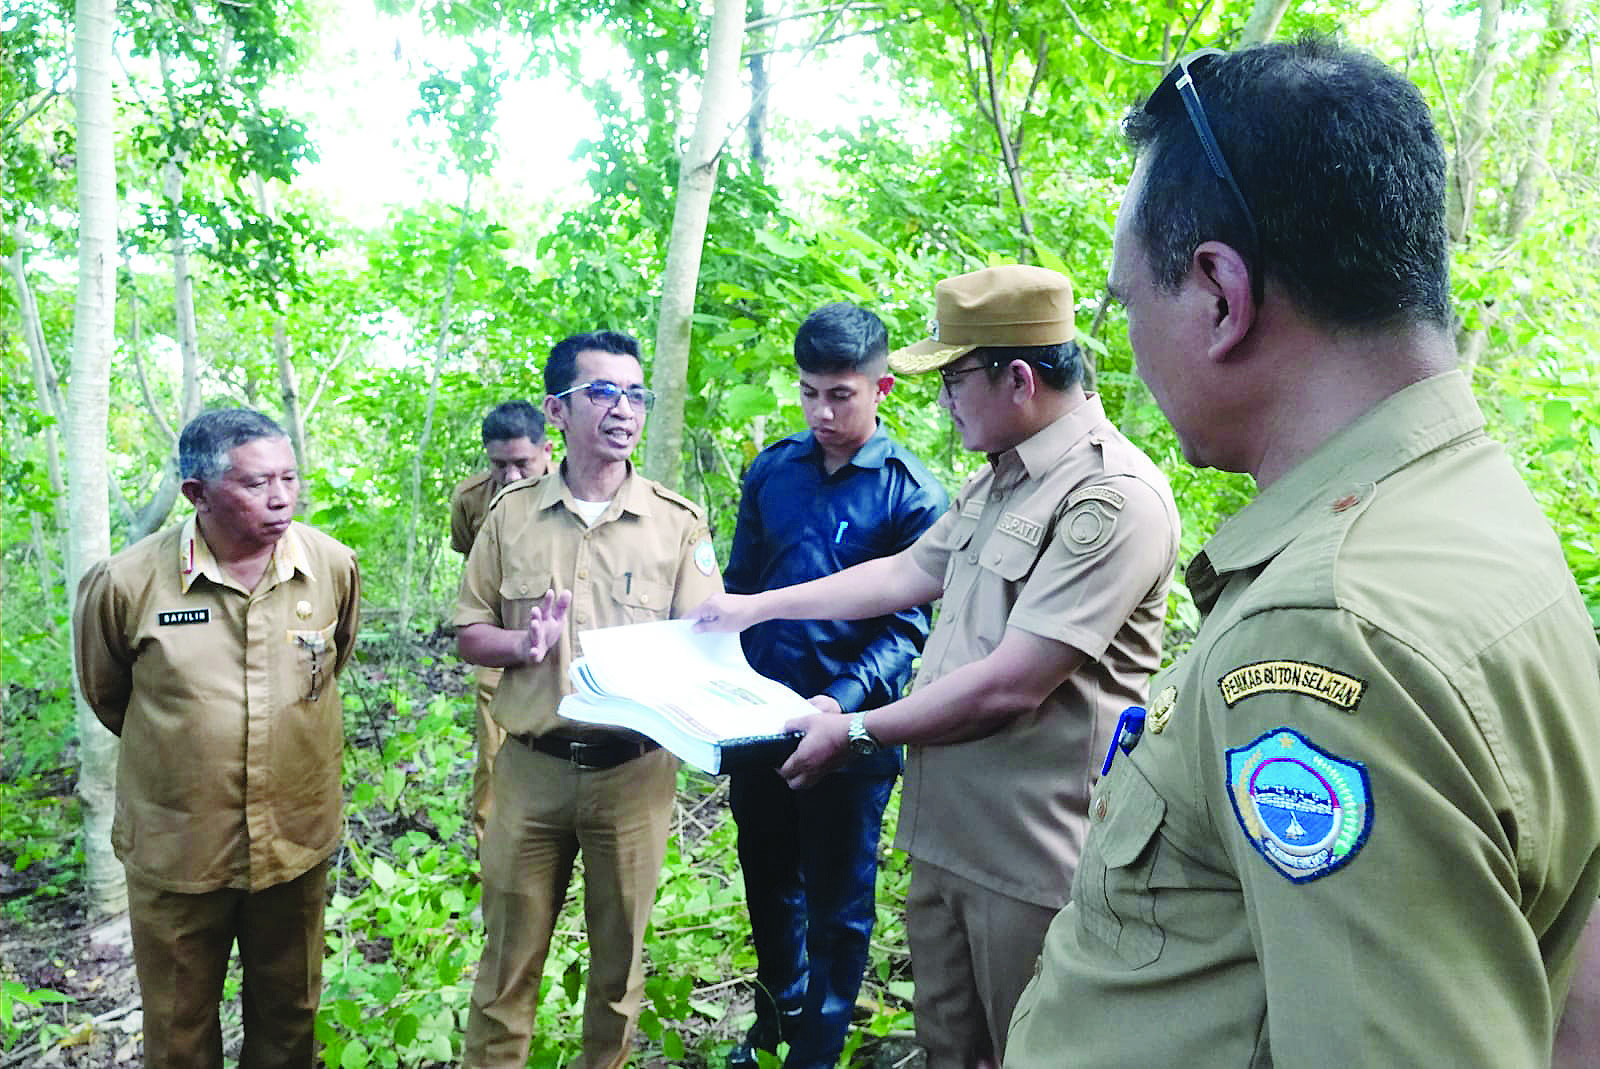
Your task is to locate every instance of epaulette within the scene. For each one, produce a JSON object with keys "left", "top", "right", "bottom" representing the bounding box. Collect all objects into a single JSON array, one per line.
[
  {"left": 649, "top": 481, "right": 707, "bottom": 519},
  {"left": 485, "top": 472, "right": 548, "bottom": 513}
]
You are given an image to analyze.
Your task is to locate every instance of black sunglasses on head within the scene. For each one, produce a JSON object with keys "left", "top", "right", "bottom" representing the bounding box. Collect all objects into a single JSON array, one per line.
[{"left": 1146, "top": 48, "right": 1264, "bottom": 306}]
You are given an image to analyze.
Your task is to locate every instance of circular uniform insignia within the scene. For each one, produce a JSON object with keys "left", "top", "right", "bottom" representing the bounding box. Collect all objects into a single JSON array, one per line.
[
  {"left": 1225, "top": 727, "right": 1372, "bottom": 884},
  {"left": 295, "top": 600, "right": 314, "bottom": 620},
  {"left": 1148, "top": 685, "right": 1177, "bottom": 733},
  {"left": 693, "top": 539, "right": 717, "bottom": 577},
  {"left": 1063, "top": 500, "right": 1117, "bottom": 555}
]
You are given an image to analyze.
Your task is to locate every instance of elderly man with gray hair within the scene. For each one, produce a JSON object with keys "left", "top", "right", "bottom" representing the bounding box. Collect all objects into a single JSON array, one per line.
[{"left": 75, "top": 407, "right": 361, "bottom": 1067}]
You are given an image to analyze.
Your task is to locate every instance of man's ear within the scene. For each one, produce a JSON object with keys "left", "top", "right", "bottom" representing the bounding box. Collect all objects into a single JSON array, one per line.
[
  {"left": 181, "top": 477, "right": 207, "bottom": 510},
  {"left": 1007, "top": 359, "right": 1039, "bottom": 402},
  {"left": 1192, "top": 240, "right": 1256, "bottom": 361},
  {"left": 875, "top": 374, "right": 894, "bottom": 401},
  {"left": 539, "top": 438, "right": 554, "bottom": 461},
  {"left": 542, "top": 395, "right": 568, "bottom": 432}
]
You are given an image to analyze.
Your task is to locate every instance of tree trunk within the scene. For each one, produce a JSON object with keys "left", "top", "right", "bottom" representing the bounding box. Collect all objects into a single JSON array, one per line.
[
  {"left": 69, "top": 0, "right": 125, "bottom": 918},
  {"left": 644, "top": 0, "right": 748, "bottom": 490},
  {"left": 398, "top": 178, "right": 473, "bottom": 632},
  {"left": 746, "top": 0, "right": 767, "bottom": 169},
  {"left": 1240, "top": 0, "right": 1293, "bottom": 45},
  {"left": 1447, "top": 0, "right": 1502, "bottom": 244},
  {"left": 6, "top": 227, "right": 66, "bottom": 500},
  {"left": 1504, "top": 0, "right": 1577, "bottom": 237}
]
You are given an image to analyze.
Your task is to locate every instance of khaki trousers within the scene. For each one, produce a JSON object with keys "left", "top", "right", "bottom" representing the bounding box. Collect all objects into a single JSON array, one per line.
[
  {"left": 462, "top": 739, "right": 677, "bottom": 1069},
  {"left": 126, "top": 860, "right": 329, "bottom": 1069},
  {"left": 473, "top": 666, "right": 507, "bottom": 847},
  {"left": 905, "top": 860, "right": 1056, "bottom": 1069}
]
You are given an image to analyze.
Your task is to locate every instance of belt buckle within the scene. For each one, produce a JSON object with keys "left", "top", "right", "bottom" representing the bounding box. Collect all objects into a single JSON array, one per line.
[{"left": 568, "top": 741, "right": 606, "bottom": 771}]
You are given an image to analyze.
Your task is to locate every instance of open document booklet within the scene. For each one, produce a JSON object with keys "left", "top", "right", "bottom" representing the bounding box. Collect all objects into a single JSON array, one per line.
[{"left": 558, "top": 619, "right": 807, "bottom": 775}]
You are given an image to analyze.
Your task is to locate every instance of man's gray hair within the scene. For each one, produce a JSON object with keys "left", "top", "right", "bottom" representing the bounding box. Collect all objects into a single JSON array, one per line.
[{"left": 178, "top": 408, "right": 289, "bottom": 482}]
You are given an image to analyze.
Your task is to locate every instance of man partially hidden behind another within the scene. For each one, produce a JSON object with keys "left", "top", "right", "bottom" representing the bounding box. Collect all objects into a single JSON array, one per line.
[
  {"left": 449, "top": 400, "right": 553, "bottom": 845},
  {"left": 724, "top": 304, "right": 947, "bottom": 1069},
  {"left": 74, "top": 408, "right": 361, "bottom": 1067},
  {"left": 455, "top": 330, "right": 723, "bottom": 1067},
  {"left": 695, "top": 265, "right": 1180, "bottom": 1068},
  {"left": 1005, "top": 39, "right": 1600, "bottom": 1067}
]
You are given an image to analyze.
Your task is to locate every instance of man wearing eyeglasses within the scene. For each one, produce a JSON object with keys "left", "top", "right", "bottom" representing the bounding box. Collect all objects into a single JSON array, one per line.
[
  {"left": 455, "top": 330, "right": 723, "bottom": 1068},
  {"left": 694, "top": 265, "right": 1180, "bottom": 1068},
  {"left": 1006, "top": 39, "right": 1600, "bottom": 1068}
]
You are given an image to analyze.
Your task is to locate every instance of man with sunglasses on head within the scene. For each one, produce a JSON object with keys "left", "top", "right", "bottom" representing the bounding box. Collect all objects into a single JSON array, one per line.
[
  {"left": 455, "top": 330, "right": 723, "bottom": 1068},
  {"left": 1006, "top": 38, "right": 1600, "bottom": 1068},
  {"left": 694, "top": 265, "right": 1180, "bottom": 1068}
]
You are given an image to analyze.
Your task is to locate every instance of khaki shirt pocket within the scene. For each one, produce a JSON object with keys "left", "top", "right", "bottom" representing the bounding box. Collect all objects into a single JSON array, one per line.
[
  {"left": 976, "top": 525, "right": 1044, "bottom": 583},
  {"left": 287, "top": 623, "right": 337, "bottom": 703},
  {"left": 611, "top": 572, "right": 671, "bottom": 624},
  {"left": 498, "top": 572, "right": 551, "bottom": 633},
  {"left": 1076, "top": 762, "right": 1168, "bottom": 969}
]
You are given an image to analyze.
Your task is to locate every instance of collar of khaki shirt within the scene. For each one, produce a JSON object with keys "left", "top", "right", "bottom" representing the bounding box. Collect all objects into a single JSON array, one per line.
[
  {"left": 989, "top": 392, "right": 1109, "bottom": 491},
  {"left": 531, "top": 461, "right": 660, "bottom": 525},
  {"left": 178, "top": 514, "right": 316, "bottom": 595},
  {"left": 1191, "top": 370, "right": 1485, "bottom": 592}
]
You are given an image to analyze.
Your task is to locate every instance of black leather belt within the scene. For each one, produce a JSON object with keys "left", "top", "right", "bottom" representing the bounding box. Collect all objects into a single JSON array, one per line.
[{"left": 512, "top": 732, "right": 658, "bottom": 771}]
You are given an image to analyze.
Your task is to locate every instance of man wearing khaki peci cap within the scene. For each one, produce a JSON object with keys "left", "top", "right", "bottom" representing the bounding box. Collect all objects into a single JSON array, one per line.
[{"left": 693, "top": 264, "right": 1180, "bottom": 1067}]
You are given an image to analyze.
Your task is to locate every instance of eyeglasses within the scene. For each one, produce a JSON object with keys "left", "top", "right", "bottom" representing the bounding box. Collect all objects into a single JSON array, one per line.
[
  {"left": 553, "top": 380, "right": 656, "bottom": 412},
  {"left": 938, "top": 361, "right": 999, "bottom": 394},
  {"left": 1147, "top": 48, "right": 1264, "bottom": 305}
]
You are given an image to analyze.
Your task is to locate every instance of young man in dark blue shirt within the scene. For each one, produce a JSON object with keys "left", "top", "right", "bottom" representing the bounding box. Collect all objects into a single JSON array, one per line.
[{"left": 725, "top": 303, "right": 948, "bottom": 1069}]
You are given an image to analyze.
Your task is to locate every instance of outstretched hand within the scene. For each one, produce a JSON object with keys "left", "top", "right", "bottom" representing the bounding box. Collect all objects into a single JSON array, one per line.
[
  {"left": 523, "top": 588, "right": 572, "bottom": 664},
  {"left": 689, "top": 592, "right": 764, "bottom": 633}
]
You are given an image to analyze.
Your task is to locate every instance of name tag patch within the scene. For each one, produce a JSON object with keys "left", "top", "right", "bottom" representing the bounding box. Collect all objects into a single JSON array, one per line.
[
  {"left": 157, "top": 609, "right": 210, "bottom": 626},
  {"left": 1218, "top": 660, "right": 1366, "bottom": 712},
  {"left": 995, "top": 512, "right": 1043, "bottom": 547},
  {"left": 1226, "top": 727, "right": 1373, "bottom": 883}
]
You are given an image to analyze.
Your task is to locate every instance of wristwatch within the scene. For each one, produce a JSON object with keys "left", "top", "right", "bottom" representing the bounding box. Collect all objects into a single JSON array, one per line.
[{"left": 847, "top": 711, "right": 881, "bottom": 757}]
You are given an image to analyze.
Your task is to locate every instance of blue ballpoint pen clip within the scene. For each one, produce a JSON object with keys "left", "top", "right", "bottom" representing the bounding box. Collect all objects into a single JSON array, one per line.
[
  {"left": 1100, "top": 705, "right": 1147, "bottom": 776},
  {"left": 834, "top": 520, "right": 849, "bottom": 543}
]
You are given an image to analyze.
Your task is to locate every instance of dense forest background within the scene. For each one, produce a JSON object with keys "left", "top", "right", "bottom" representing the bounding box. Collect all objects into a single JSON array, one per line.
[{"left": 4, "top": 0, "right": 1598, "bottom": 1063}]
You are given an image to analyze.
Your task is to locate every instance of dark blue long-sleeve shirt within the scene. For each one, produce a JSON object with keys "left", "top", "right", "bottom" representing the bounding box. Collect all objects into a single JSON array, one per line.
[{"left": 724, "top": 424, "right": 949, "bottom": 773}]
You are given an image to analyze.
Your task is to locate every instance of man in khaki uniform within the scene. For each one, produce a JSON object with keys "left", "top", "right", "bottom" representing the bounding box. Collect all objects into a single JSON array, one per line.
[
  {"left": 74, "top": 408, "right": 361, "bottom": 1068},
  {"left": 694, "top": 266, "right": 1180, "bottom": 1068},
  {"left": 1005, "top": 41, "right": 1600, "bottom": 1067},
  {"left": 449, "top": 400, "right": 553, "bottom": 844},
  {"left": 455, "top": 330, "right": 722, "bottom": 1068}
]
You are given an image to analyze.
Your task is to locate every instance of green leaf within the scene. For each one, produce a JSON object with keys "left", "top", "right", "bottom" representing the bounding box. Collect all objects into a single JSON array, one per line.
[
  {"left": 340, "top": 1039, "right": 370, "bottom": 1069},
  {"left": 370, "top": 857, "right": 398, "bottom": 891},
  {"left": 663, "top": 1028, "right": 685, "bottom": 1060},
  {"left": 752, "top": 230, "right": 808, "bottom": 260},
  {"left": 724, "top": 384, "right": 778, "bottom": 423},
  {"left": 395, "top": 1013, "right": 420, "bottom": 1047}
]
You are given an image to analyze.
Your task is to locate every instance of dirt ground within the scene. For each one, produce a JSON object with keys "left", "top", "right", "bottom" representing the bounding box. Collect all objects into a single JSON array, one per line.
[{"left": 1, "top": 639, "right": 927, "bottom": 1068}]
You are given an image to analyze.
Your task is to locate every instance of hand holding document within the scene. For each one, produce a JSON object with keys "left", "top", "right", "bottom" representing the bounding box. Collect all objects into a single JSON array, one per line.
[{"left": 558, "top": 619, "right": 806, "bottom": 774}]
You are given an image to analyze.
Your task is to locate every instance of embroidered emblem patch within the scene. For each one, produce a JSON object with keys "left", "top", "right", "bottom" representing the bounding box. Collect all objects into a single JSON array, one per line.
[
  {"left": 295, "top": 599, "right": 314, "bottom": 620},
  {"left": 157, "top": 609, "right": 210, "bottom": 626},
  {"left": 995, "top": 512, "right": 1043, "bottom": 546},
  {"left": 1062, "top": 500, "right": 1116, "bottom": 554},
  {"left": 1226, "top": 728, "right": 1372, "bottom": 883},
  {"left": 1066, "top": 485, "right": 1126, "bottom": 511},
  {"left": 693, "top": 539, "right": 717, "bottom": 576},
  {"left": 1148, "top": 685, "right": 1177, "bottom": 733},
  {"left": 1218, "top": 660, "right": 1366, "bottom": 712}
]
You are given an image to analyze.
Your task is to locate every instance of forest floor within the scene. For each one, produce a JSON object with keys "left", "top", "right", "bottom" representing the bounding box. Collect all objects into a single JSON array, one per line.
[{"left": 1, "top": 631, "right": 924, "bottom": 1068}]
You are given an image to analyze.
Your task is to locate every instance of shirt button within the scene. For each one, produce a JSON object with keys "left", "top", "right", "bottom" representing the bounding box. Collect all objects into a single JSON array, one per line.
[
  {"left": 967, "top": 552, "right": 979, "bottom": 565},
  {"left": 990, "top": 552, "right": 1001, "bottom": 565},
  {"left": 1094, "top": 796, "right": 1108, "bottom": 821},
  {"left": 640, "top": 593, "right": 650, "bottom": 605},
  {"left": 1032, "top": 955, "right": 1043, "bottom": 979},
  {"left": 519, "top": 584, "right": 528, "bottom": 594},
  {"left": 577, "top": 569, "right": 588, "bottom": 580}
]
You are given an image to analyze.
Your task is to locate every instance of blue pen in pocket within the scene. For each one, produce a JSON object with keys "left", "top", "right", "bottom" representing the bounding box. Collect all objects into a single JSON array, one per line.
[{"left": 834, "top": 520, "right": 849, "bottom": 543}]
